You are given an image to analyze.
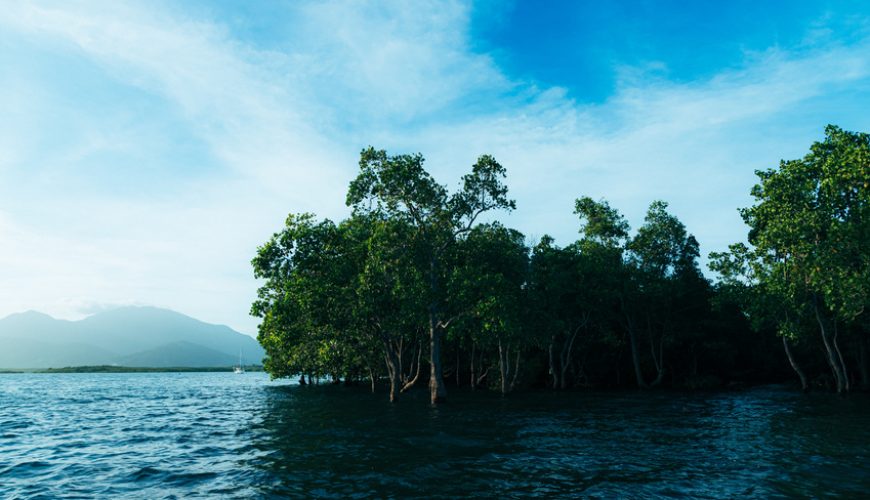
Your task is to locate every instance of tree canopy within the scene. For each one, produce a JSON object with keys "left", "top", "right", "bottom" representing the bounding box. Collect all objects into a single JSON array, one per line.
[{"left": 252, "top": 127, "right": 870, "bottom": 401}]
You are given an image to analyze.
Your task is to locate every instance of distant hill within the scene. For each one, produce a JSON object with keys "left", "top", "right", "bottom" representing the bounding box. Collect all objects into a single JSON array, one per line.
[
  {"left": 117, "top": 341, "right": 239, "bottom": 368},
  {"left": 0, "top": 307, "right": 264, "bottom": 369}
]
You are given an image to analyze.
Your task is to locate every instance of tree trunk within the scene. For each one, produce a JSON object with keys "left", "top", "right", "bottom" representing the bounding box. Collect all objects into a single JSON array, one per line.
[
  {"left": 401, "top": 343, "right": 423, "bottom": 392},
  {"left": 428, "top": 317, "right": 447, "bottom": 404},
  {"left": 510, "top": 348, "right": 521, "bottom": 392},
  {"left": 476, "top": 367, "right": 490, "bottom": 386},
  {"left": 650, "top": 334, "right": 665, "bottom": 387},
  {"left": 628, "top": 326, "right": 647, "bottom": 388},
  {"left": 832, "top": 320, "right": 850, "bottom": 392},
  {"left": 548, "top": 339, "right": 558, "bottom": 389},
  {"left": 470, "top": 342, "right": 476, "bottom": 390},
  {"left": 498, "top": 340, "right": 508, "bottom": 395},
  {"left": 814, "top": 302, "right": 846, "bottom": 393},
  {"left": 427, "top": 252, "right": 448, "bottom": 404},
  {"left": 397, "top": 339, "right": 404, "bottom": 383},
  {"left": 368, "top": 366, "right": 376, "bottom": 393},
  {"left": 782, "top": 336, "right": 808, "bottom": 392},
  {"left": 385, "top": 348, "right": 402, "bottom": 403},
  {"left": 559, "top": 329, "right": 579, "bottom": 390}
]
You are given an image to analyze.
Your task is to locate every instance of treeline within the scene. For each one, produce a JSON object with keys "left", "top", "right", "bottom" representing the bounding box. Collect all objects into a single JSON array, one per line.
[
  {"left": 251, "top": 126, "right": 869, "bottom": 403},
  {"left": 36, "top": 365, "right": 265, "bottom": 373}
]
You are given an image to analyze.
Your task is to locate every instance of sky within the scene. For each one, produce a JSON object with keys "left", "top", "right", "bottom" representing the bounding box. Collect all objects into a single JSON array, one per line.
[{"left": 1, "top": 0, "right": 869, "bottom": 336}]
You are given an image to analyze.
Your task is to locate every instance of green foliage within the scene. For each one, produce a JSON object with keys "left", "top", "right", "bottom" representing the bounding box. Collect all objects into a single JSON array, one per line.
[
  {"left": 711, "top": 125, "right": 870, "bottom": 392},
  {"left": 450, "top": 223, "right": 528, "bottom": 346},
  {"left": 252, "top": 130, "right": 870, "bottom": 397},
  {"left": 738, "top": 125, "right": 870, "bottom": 321},
  {"left": 575, "top": 196, "right": 630, "bottom": 246}
]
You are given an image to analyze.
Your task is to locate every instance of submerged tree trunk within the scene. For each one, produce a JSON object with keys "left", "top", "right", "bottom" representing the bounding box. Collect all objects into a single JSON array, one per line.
[
  {"left": 548, "top": 339, "right": 558, "bottom": 389},
  {"left": 832, "top": 320, "right": 850, "bottom": 392},
  {"left": 476, "top": 367, "right": 490, "bottom": 386},
  {"left": 470, "top": 342, "right": 476, "bottom": 390},
  {"left": 401, "top": 343, "right": 423, "bottom": 392},
  {"left": 782, "top": 336, "right": 808, "bottom": 392},
  {"left": 621, "top": 297, "right": 648, "bottom": 389},
  {"left": 385, "top": 347, "right": 402, "bottom": 403},
  {"left": 429, "top": 316, "right": 447, "bottom": 404},
  {"left": 510, "top": 348, "right": 521, "bottom": 392},
  {"left": 814, "top": 302, "right": 847, "bottom": 393},
  {"left": 628, "top": 326, "right": 648, "bottom": 389},
  {"left": 427, "top": 254, "right": 448, "bottom": 404},
  {"left": 498, "top": 340, "right": 507, "bottom": 394},
  {"left": 649, "top": 333, "right": 665, "bottom": 388},
  {"left": 559, "top": 329, "right": 579, "bottom": 390},
  {"left": 646, "top": 315, "right": 665, "bottom": 388}
]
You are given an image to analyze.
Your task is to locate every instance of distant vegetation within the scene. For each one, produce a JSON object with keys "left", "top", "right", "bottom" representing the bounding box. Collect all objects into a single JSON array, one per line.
[
  {"left": 252, "top": 126, "right": 870, "bottom": 403},
  {"left": 35, "top": 365, "right": 264, "bottom": 373}
]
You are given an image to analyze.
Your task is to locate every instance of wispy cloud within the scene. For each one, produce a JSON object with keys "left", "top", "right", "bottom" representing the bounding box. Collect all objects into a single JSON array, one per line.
[{"left": 1, "top": 1, "right": 868, "bottom": 334}]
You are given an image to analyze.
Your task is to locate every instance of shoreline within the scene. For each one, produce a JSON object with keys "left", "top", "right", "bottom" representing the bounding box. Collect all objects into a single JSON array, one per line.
[{"left": 0, "top": 365, "right": 264, "bottom": 373}]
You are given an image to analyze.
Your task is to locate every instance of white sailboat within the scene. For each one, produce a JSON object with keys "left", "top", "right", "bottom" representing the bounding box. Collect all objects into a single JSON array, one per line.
[{"left": 233, "top": 350, "right": 245, "bottom": 374}]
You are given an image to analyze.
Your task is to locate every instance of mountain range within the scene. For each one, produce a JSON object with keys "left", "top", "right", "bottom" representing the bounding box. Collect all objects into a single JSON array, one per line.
[{"left": 0, "top": 307, "right": 264, "bottom": 369}]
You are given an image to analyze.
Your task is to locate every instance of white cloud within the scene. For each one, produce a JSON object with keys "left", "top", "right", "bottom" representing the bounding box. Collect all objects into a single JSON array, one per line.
[{"left": 0, "top": 1, "right": 869, "bottom": 334}]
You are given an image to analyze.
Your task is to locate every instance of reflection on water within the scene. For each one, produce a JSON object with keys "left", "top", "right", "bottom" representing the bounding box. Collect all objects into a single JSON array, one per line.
[{"left": 1, "top": 373, "right": 869, "bottom": 498}]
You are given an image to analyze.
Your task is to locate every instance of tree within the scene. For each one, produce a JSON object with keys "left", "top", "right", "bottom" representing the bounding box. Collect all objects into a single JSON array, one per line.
[
  {"left": 451, "top": 223, "right": 528, "bottom": 394},
  {"left": 353, "top": 214, "right": 428, "bottom": 401},
  {"left": 252, "top": 214, "right": 357, "bottom": 381},
  {"left": 572, "top": 198, "right": 631, "bottom": 387},
  {"left": 527, "top": 237, "right": 590, "bottom": 389},
  {"left": 347, "top": 148, "right": 515, "bottom": 403},
  {"left": 714, "top": 125, "right": 870, "bottom": 393},
  {"left": 709, "top": 242, "right": 811, "bottom": 390},
  {"left": 626, "top": 201, "right": 705, "bottom": 387}
]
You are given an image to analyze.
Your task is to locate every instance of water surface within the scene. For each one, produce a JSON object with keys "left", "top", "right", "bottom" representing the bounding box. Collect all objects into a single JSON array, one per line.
[{"left": 1, "top": 373, "right": 868, "bottom": 498}]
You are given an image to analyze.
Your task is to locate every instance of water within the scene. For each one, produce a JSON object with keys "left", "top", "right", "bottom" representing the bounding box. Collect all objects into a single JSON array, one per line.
[{"left": 1, "top": 373, "right": 869, "bottom": 499}]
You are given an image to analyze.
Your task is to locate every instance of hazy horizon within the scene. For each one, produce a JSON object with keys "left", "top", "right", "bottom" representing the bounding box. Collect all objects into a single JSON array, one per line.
[
  {"left": 0, "top": 305, "right": 264, "bottom": 368},
  {"left": 2, "top": 1, "right": 870, "bottom": 335},
  {"left": 0, "top": 304, "right": 249, "bottom": 335}
]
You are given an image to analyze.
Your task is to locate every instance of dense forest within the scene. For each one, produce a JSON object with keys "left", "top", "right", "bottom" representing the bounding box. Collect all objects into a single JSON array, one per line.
[{"left": 251, "top": 125, "right": 870, "bottom": 403}]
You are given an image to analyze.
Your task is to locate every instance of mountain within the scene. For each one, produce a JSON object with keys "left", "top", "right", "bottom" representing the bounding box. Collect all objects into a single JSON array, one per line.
[
  {"left": 0, "top": 307, "right": 264, "bottom": 369},
  {"left": 117, "top": 341, "right": 239, "bottom": 368}
]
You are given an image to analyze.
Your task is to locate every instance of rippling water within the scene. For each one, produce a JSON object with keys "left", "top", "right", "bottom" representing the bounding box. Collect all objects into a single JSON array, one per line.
[{"left": 1, "top": 373, "right": 869, "bottom": 498}]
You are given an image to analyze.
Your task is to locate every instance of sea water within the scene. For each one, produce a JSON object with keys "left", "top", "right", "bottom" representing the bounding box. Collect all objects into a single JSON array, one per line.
[{"left": 1, "top": 372, "right": 869, "bottom": 498}]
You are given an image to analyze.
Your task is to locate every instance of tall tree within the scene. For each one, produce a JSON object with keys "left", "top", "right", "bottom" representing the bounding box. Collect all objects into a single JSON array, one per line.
[
  {"left": 347, "top": 148, "right": 514, "bottom": 403},
  {"left": 527, "top": 237, "right": 591, "bottom": 389},
  {"left": 625, "top": 201, "right": 703, "bottom": 387},
  {"left": 351, "top": 214, "right": 428, "bottom": 401},
  {"left": 715, "top": 125, "right": 870, "bottom": 393},
  {"left": 450, "top": 223, "right": 528, "bottom": 394}
]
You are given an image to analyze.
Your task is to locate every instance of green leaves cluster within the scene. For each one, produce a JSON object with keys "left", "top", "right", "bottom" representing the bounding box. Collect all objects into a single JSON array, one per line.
[
  {"left": 711, "top": 125, "right": 870, "bottom": 392},
  {"left": 250, "top": 128, "right": 868, "bottom": 400}
]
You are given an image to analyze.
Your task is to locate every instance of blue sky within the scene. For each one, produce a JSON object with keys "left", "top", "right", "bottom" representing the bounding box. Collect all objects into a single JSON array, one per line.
[
  {"left": 473, "top": 1, "right": 845, "bottom": 102},
  {"left": 1, "top": 0, "right": 869, "bottom": 336}
]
